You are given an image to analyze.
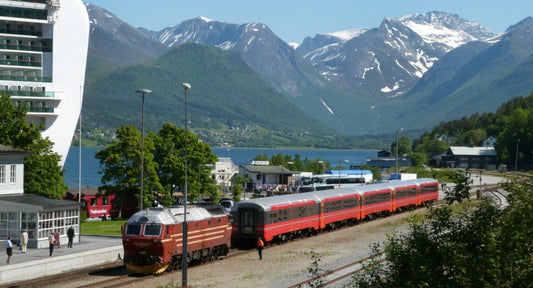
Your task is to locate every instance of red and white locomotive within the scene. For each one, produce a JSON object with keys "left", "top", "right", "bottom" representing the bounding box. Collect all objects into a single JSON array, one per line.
[
  {"left": 231, "top": 178, "right": 439, "bottom": 246},
  {"left": 122, "top": 204, "right": 231, "bottom": 274}
]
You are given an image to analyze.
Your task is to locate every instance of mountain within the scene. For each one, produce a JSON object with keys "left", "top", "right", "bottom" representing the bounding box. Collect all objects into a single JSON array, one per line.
[
  {"left": 296, "top": 11, "right": 494, "bottom": 100},
  {"left": 83, "top": 5, "right": 533, "bottom": 143},
  {"left": 395, "top": 16, "right": 533, "bottom": 129},
  {"left": 83, "top": 43, "right": 340, "bottom": 147},
  {"left": 153, "top": 17, "right": 376, "bottom": 134},
  {"left": 84, "top": 4, "right": 167, "bottom": 80}
]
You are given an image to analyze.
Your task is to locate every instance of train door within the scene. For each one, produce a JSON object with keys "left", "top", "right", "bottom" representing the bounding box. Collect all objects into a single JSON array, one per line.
[{"left": 239, "top": 208, "right": 257, "bottom": 246}]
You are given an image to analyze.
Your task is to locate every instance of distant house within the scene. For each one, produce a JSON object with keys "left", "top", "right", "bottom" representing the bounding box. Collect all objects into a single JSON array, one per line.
[
  {"left": 483, "top": 136, "right": 497, "bottom": 147},
  {"left": 239, "top": 164, "right": 292, "bottom": 186},
  {"left": 212, "top": 158, "right": 239, "bottom": 195},
  {"left": 0, "top": 144, "right": 81, "bottom": 249},
  {"left": 441, "top": 146, "right": 497, "bottom": 170},
  {"left": 366, "top": 149, "right": 411, "bottom": 170}
]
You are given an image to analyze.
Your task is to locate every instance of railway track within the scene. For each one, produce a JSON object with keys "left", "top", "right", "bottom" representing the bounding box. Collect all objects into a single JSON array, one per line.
[{"left": 3, "top": 247, "right": 254, "bottom": 288}]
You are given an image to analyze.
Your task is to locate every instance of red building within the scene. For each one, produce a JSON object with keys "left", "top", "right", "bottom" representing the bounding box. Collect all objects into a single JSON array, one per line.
[{"left": 66, "top": 187, "right": 137, "bottom": 219}]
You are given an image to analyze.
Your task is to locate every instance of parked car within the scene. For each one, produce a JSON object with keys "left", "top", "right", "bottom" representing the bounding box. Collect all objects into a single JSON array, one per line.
[{"left": 218, "top": 198, "right": 234, "bottom": 211}]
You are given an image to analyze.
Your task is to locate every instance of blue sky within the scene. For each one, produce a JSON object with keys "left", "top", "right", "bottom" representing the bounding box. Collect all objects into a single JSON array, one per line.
[{"left": 84, "top": 0, "right": 532, "bottom": 44}]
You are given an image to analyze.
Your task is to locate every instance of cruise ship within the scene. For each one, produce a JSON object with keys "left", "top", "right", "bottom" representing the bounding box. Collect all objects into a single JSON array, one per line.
[{"left": 0, "top": 0, "right": 89, "bottom": 165}]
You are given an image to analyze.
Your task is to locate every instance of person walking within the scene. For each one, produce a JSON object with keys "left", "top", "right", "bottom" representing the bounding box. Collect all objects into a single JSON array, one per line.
[
  {"left": 257, "top": 237, "right": 264, "bottom": 260},
  {"left": 6, "top": 236, "right": 13, "bottom": 264},
  {"left": 67, "top": 226, "right": 74, "bottom": 248},
  {"left": 48, "top": 232, "right": 55, "bottom": 256},
  {"left": 21, "top": 229, "right": 28, "bottom": 254}
]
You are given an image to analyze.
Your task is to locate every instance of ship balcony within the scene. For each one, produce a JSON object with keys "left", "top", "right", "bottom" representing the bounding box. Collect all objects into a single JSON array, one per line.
[
  {"left": 0, "top": 43, "right": 51, "bottom": 53},
  {"left": 0, "top": 6, "right": 47, "bottom": 22},
  {"left": 0, "top": 27, "right": 43, "bottom": 37},
  {"left": 0, "top": 59, "right": 41, "bottom": 67},
  {"left": 0, "top": 73, "right": 50, "bottom": 82},
  {"left": 19, "top": 1, "right": 48, "bottom": 3},
  {"left": 27, "top": 106, "right": 54, "bottom": 113},
  {"left": 1, "top": 90, "right": 55, "bottom": 98}
]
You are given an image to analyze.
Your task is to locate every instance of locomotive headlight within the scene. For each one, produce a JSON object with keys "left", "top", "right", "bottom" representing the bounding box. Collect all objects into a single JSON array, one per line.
[{"left": 154, "top": 239, "right": 160, "bottom": 243}]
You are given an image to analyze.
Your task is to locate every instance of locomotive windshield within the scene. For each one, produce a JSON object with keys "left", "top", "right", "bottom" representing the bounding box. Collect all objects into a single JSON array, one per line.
[
  {"left": 144, "top": 224, "right": 162, "bottom": 236},
  {"left": 125, "top": 224, "right": 142, "bottom": 235}
]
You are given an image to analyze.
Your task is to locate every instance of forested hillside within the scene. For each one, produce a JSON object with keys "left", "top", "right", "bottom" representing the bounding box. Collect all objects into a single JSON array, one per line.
[{"left": 411, "top": 93, "right": 533, "bottom": 168}]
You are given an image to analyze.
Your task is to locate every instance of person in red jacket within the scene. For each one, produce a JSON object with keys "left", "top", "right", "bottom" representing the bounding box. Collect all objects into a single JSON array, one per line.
[{"left": 257, "top": 237, "right": 264, "bottom": 260}]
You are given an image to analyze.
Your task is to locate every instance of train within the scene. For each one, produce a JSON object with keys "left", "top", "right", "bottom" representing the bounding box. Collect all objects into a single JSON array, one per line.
[
  {"left": 231, "top": 178, "right": 439, "bottom": 246},
  {"left": 122, "top": 204, "right": 231, "bottom": 274},
  {"left": 121, "top": 178, "right": 439, "bottom": 274}
]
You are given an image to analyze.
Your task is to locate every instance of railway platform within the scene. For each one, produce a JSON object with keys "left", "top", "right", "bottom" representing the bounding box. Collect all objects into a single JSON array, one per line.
[{"left": 0, "top": 235, "right": 122, "bottom": 286}]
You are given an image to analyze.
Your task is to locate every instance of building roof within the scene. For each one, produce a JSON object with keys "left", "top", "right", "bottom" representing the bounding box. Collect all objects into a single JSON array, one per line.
[
  {"left": 0, "top": 194, "right": 80, "bottom": 211},
  {"left": 67, "top": 187, "right": 100, "bottom": 196},
  {"left": 449, "top": 146, "right": 497, "bottom": 156},
  {"left": 0, "top": 144, "right": 30, "bottom": 155},
  {"left": 241, "top": 165, "right": 292, "bottom": 174}
]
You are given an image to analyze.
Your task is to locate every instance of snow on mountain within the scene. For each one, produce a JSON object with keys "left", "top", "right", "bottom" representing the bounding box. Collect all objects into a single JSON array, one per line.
[
  {"left": 326, "top": 28, "right": 370, "bottom": 41},
  {"left": 400, "top": 11, "right": 493, "bottom": 51}
]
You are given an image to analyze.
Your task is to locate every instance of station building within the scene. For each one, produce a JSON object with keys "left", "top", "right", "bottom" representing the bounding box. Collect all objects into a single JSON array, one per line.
[{"left": 0, "top": 144, "right": 80, "bottom": 249}]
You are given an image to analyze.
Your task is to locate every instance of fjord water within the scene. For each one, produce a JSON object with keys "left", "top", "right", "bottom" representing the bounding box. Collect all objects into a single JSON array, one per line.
[{"left": 63, "top": 146, "right": 378, "bottom": 188}]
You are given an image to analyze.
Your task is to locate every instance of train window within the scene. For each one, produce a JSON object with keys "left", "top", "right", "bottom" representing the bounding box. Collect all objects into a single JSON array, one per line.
[
  {"left": 125, "top": 224, "right": 142, "bottom": 235},
  {"left": 144, "top": 224, "right": 161, "bottom": 236}
]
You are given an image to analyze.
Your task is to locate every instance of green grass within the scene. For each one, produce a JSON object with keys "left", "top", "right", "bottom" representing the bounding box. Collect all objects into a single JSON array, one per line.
[{"left": 80, "top": 219, "right": 126, "bottom": 236}]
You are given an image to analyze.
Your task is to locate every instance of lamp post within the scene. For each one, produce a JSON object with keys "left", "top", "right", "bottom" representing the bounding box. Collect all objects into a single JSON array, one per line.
[
  {"left": 181, "top": 82, "right": 191, "bottom": 288},
  {"left": 395, "top": 128, "right": 403, "bottom": 181},
  {"left": 514, "top": 139, "right": 520, "bottom": 172},
  {"left": 136, "top": 89, "right": 151, "bottom": 211}
]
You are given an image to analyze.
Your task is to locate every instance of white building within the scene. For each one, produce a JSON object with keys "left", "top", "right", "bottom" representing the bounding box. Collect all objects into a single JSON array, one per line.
[
  {"left": 0, "top": 145, "right": 81, "bottom": 249},
  {"left": 0, "top": 0, "right": 90, "bottom": 165},
  {"left": 211, "top": 158, "right": 238, "bottom": 195}
]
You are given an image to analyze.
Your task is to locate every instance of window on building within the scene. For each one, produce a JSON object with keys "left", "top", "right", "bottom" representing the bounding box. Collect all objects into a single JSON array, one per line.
[
  {"left": 0, "top": 165, "right": 5, "bottom": 184},
  {"left": 102, "top": 196, "right": 109, "bottom": 206},
  {"left": 10, "top": 165, "right": 15, "bottom": 184},
  {"left": 90, "top": 198, "right": 97, "bottom": 207}
]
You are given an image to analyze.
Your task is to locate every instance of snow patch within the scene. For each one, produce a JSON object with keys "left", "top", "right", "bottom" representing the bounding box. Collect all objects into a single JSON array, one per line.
[
  {"left": 381, "top": 81, "right": 401, "bottom": 92},
  {"left": 326, "top": 28, "right": 369, "bottom": 41},
  {"left": 199, "top": 16, "right": 213, "bottom": 22},
  {"left": 320, "top": 99, "right": 335, "bottom": 115}
]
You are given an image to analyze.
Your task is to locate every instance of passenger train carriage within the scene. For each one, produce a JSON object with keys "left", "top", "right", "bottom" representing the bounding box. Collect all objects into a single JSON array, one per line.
[
  {"left": 122, "top": 205, "right": 231, "bottom": 275},
  {"left": 232, "top": 178, "right": 439, "bottom": 246}
]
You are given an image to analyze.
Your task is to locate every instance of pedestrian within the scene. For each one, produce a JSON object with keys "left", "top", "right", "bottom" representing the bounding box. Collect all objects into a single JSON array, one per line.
[
  {"left": 67, "top": 226, "right": 74, "bottom": 248},
  {"left": 48, "top": 232, "right": 55, "bottom": 256},
  {"left": 257, "top": 237, "right": 264, "bottom": 260},
  {"left": 21, "top": 229, "right": 28, "bottom": 254},
  {"left": 6, "top": 236, "right": 13, "bottom": 264}
]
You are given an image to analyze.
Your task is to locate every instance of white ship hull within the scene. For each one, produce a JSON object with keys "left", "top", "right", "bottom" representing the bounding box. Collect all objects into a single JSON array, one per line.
[{"left": 0, "top": 0, "right": 89, "bottom": 166}]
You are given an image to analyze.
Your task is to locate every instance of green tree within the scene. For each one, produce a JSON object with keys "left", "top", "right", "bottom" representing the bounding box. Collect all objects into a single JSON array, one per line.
[
  {"left": 231, "top": 175, "right": 249, "bottom": 202},
  {"left": 495, "top": 108, "right": 532, "bottom": 168},
  {"left": 0, "top": 93, "right": 67, "bottom": 198},
  {"left": 353, "top": 176, "right": 533, "bottom": 287},
  {"left": 23, "top": 137, "right": 68, "bottom": 198},
  {"left": 151, "top": 123, "right": 218, "bottom": 204},
  {"left": 95, "top": 125, "right": 152, "bottom": 216},
  {"left": 392, "top": 135, "right": 411, "bottom": 156}
]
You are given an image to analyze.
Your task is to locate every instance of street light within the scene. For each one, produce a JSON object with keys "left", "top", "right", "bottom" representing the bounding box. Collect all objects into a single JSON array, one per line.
[
  {"left": 515, "top": 139, "right": 520, "bottom": 172},
  {"left": 181, "top": 82, "right": 190, "bottom": 288},
  {"left": 136, "top": 89, "right": 151, "bottom": 211},
  {"left": 395, "top": 128, "right": 403, "bottom": 181}
]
